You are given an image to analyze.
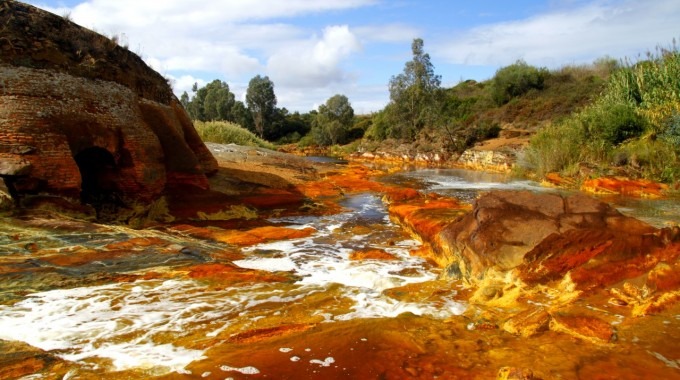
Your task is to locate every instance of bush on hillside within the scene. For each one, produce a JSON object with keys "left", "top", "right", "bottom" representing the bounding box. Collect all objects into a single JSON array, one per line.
[
  {"left": 582, "top": 103, "right": 646, "bottom": 145},
  {"left": 490, "top": 60, "right": 549, "bottom": 105},
  {"left": 524, "top": 120, "right": 586, "bottom": 176}
]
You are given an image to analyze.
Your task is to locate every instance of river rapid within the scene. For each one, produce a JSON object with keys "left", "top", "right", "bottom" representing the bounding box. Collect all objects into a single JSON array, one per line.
[{"left": 1, "top": 165, "right": 678, "bottom": 379}]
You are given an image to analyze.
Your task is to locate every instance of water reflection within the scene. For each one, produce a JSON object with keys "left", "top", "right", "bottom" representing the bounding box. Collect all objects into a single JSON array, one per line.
[
  {"left": 305, "top": 156, "right": 348, "bottom": 164},
  {"left": 384, "top": 168, "right": 555, "bottom": 203}
]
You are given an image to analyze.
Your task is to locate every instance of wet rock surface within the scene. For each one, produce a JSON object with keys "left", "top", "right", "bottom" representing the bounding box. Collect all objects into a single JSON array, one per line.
[
  {"left": 1, "top": 156, "right": 680, "bottom": 379},
  {"left": 384, "top": 182, "right": 680, "bottom": 378}
]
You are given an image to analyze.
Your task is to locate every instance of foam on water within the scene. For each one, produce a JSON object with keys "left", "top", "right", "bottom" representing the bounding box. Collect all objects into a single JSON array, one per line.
[
  {"left": 0, "top": 192, "right": 466, "bottom": 374},
  {"left": 236, "top": 193, "right": 465, "bottom": 320},
  {"left": 0, "top": 279, "right": 310, "bottom": 373},
  {"left": 220, "top": 365, "right": 261, "bottom": 374}
]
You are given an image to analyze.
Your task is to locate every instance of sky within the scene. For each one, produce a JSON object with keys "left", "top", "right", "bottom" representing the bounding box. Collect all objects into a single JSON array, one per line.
[{"left": 25, "top": 0, "right": 680, "bottom": 114}]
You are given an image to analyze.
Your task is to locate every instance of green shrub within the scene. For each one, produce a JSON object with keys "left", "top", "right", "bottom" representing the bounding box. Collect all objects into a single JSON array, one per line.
[
  {"left": 297, "top": 133, "right": 315, "bottom": 148},
  {"left": 490, "top": 60, "right": 550, "bottom": 105},
  {"left": 473, "top": 121, "right": 501, "bottom": 140},
  {"left": 364, "top": 110, "right": 390, "bottom": 141},
  {"left": 194, "top": 120, "right": 274, "bottom": 149},
  {"left": 581, "top": 103, "right": 645, "bottom": 145},
  {"left": 276, "top": 131, "right": 302, "bottom": 145}
]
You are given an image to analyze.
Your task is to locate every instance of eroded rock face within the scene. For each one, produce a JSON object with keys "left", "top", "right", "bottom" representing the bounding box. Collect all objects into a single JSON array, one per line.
[
  {"left": 0, "top": 2, "right": 217, "bottom": 203},
  {"left": 436, "top": 190, "right": 663, "bottom": 283}
]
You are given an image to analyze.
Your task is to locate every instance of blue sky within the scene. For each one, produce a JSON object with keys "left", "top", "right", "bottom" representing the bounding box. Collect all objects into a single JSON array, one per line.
[{"left": 26, "top": 0, "right": 680, "bottom": 114}]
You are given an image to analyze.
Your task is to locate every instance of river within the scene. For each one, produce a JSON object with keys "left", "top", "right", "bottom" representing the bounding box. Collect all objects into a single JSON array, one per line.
[{"left": 0, "top": 165, "right": 678, "bottom": 378}]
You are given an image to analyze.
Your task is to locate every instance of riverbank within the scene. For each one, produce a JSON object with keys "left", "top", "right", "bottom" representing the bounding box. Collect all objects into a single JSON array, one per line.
[{"left": 1, "top": 144, "right": 680, "bottom": 379}]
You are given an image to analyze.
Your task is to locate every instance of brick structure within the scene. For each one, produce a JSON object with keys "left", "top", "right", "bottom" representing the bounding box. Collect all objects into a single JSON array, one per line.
[{"left": 0, "top": 1, "right": 218, "bottom": 203}]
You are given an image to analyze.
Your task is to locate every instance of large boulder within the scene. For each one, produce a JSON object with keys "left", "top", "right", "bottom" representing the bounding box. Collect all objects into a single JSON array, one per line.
[
  {"left": 0, "top": 2, "right": 217, "bottom": 203},
  {"left": 437, "top": 190, "right": 674, "bottom": 288}
]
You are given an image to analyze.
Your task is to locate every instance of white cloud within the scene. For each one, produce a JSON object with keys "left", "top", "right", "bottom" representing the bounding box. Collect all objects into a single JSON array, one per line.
[
  {"left": 166, "top": 75, "right": 207, "bottom": 97},
  {"left": 267, "top": 25, "right": 362, "bottom": 88},
  {"left": 277, "top": 84, "right": 387, "bottom": 115},
  {"left": 31, "top": 0, "right": 375, "bottom": 81},
  {"left": 51, "top": 0, "right": 379, "bottom": 26},
  {"left": 434, "top": 0, "right": 680, "bottom": 68},
  {"left": 354, "top": 24, "right": 422, "bottom": 43}
]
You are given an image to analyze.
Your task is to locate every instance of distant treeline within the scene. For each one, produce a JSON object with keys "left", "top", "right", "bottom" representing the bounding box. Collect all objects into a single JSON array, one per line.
[{"left": 185, "top": 38, "right": 679, "bottom": 183}]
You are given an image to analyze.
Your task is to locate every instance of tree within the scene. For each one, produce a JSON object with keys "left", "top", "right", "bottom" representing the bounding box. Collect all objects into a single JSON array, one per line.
[
  {"left": 182, "top": 80, "right": 237, "bottom": 122},
  {"left": 180, "top": 91, "right": 190, "bottom": 110},
  {"left": 312, "top": 94, "right": 354, "bottom": 145},
  {"left": 246, "top": 75, "right": 277, "bottom": 138},
  {"left": 230, "top": 100, "right": 254, "bottom": 132},
  {"left": 203, "top": 80, "right": 235, "bottom": 121},
  {"left": 387, "top": 38, "right": 441, "bottom": 139}
]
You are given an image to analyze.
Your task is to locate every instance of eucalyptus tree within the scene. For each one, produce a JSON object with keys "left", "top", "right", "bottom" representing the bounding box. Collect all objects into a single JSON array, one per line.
[
  {"left": 387, "top": 38, "right": 441, "bottom": 139},
  {"left": 245, "top": 75, "right": 277, "bottom": 138}
]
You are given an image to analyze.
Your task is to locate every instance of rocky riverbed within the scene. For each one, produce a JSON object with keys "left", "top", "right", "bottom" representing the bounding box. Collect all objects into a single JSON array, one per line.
[{"left": 1, "top": 144, "right": 680, "bottom": 379}]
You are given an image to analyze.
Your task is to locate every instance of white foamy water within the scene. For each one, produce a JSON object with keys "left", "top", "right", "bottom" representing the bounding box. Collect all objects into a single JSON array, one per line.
[
  {"left": 0, "top": 192, "right": 465, "bottom": 375},
  {"left": 0, "top": 279, "right": 310, "bottom": 373},
  {"left": 236, "top": 193, "right": 466, "bottom": 320}
]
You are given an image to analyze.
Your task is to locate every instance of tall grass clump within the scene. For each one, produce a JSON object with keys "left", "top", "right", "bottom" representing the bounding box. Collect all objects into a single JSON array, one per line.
[
  {"left": 194, "top": 120, "right": 274, "bottom": 149},
  {"left": 524, "top": 119, "right": 586, "bottom": 176},
  {"left": 526, "top": 41, "right": 680, "bottom": 182}
]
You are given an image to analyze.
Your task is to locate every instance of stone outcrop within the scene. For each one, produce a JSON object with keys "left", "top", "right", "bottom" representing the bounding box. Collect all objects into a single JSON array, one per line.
[
  {"left": 389, "top": 188, "right": 680, "bottom": 349},
  {"left": 0, "top": 2, "right": 217, "bottom": 204},
  {"left": 390, "top": 189, "right": 680, "bottom": 292},
  {"left": 437, "top": 191, "right": 659, "bottom": 281},
  {"left": 456, "top": 149, "right": 515, "bottom": 173}
]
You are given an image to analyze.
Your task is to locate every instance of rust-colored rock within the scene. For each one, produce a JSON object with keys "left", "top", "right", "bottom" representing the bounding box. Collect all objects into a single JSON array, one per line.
[
  {"left": 170, "top": 224, "right": 316, "bottom": 246},
  {"left": 581, "top": 177, "right": 669, "bottom": 198},
  {"left": 104, "top": 237, "right": 169, "bottom": 251},
  {"left": 549, "top": 314, "right": 615, "bottom": 344},
  {"left": 497, "top": 367, "right": 536, "bottom": 380},
  {"left": 349, "top": 249, "right": 398, "bottom": 261},
  {"left": 389, "top": 195, "right": 469, "bottom": 267},
  {"left": 214, "top": 226, "right": 316, "bottom": 246},
  {"left": 387, "top": 189, "right": 680, "bottom": 317},
  {"left": 522, "top": 230, "right": 680, "bottom": 291},
  {"left": 0, "top": 339, "right": 66, "bottom": 379},
  {"left": 227, "top": 324, "right": 315, "bottom": 343},
  {"left": 187, "top": 263, "right": 294, "bottom": 284},
  {"left": 502, "top": 307, "right": 551, "bottom": 338},
  {"left": 437, "top": 190, "right": 657, "bottom": 281},
  {"left": 0, "top": 2, "right": 217, "bottom": 204}
]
